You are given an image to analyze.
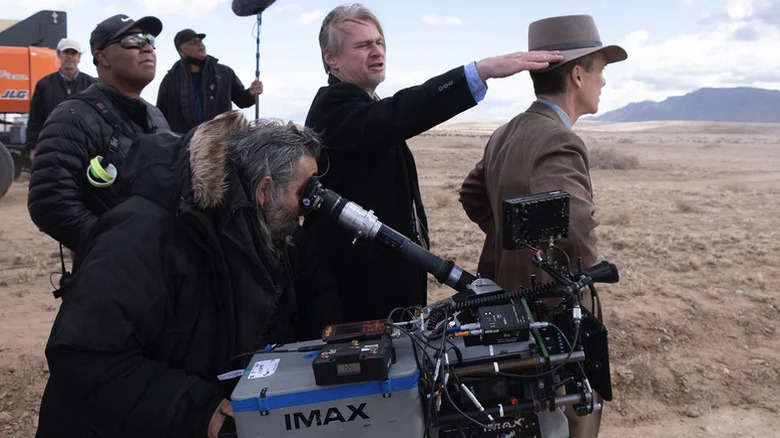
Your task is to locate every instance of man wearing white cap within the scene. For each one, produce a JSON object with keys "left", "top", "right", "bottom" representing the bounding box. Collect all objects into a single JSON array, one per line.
[
  {"left": 25, "top": 38, "right": 96, "bottom": 158},
  {"left": 460, "top": 15, "right": 628, "bottom": 437}
]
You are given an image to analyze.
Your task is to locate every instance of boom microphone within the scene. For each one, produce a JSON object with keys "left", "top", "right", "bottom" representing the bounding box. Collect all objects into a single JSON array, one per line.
[
  {"left": 301, "top": 177, "right": 477, "bottom": 294},
  {"left": 231, "top": 0, "right": 277, "bottom": 16}
]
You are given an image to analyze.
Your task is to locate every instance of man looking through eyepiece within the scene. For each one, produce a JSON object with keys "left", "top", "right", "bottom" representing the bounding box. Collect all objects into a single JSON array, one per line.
[{"left": 35, "top": 112, "right": 320, "bottom": 437}]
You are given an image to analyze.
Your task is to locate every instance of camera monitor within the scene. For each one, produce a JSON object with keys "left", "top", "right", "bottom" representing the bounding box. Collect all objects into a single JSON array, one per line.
[{"left": 501, "top": 189, "right": 570, "bottom": 250}]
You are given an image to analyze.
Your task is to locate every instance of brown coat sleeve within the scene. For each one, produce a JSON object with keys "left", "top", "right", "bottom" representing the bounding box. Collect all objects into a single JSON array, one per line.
[
  {"left": 529, "top": 133, "right": 599, "bottom": 269},
  {"left": 459, "top": 156, "right": 497, "bottom": 278},
  {"left": 460, "top": 156, "right": 492, "bottom": 233}
]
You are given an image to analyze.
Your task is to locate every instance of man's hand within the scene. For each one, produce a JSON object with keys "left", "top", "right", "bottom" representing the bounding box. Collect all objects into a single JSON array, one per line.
[
  {"left": 207, "top": 399, "right": 234, "bottom": 438},
  {"left": 475, "top": 51, "right": 564, "bottom": 81},
  {"left": 249, "top": 78, "right": 264, "bottom": 96}
]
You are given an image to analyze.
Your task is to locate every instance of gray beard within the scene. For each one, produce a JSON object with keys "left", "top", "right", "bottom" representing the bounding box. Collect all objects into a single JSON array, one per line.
[{"left": 257, "top": 199, "right": 298, "bottom": 253}]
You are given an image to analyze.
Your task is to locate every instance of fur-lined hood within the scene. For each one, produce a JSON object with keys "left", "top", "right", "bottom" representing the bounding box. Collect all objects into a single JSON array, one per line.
[{"left": 189, "top": 110, "right": 250, "bottom": 209}]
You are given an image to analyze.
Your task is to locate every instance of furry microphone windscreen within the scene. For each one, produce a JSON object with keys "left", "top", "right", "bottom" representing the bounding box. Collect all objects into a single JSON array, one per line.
[{"left": 231, "top": 0, "right": 277, "bottom": 16}]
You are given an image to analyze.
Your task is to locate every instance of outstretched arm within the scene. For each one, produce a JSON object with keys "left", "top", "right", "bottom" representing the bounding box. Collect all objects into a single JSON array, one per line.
[
  {"left": 307, "top": 67, "right": 477, "bottom": 153},
  {"left": 475, "top": 50, "right": 563, "bottom": 81}
]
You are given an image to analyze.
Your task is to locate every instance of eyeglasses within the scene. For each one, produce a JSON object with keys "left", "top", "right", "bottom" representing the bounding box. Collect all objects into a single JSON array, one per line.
[{"left": 105, "top": 32, "right": 156, "bottom": 50}]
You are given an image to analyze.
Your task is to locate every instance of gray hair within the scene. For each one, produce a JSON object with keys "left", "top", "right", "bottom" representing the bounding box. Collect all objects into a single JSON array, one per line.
[
  {"left": 319, "top": 3, "right": 384, "bottom": 73},
  {"left": 228, "top": 120, "right": 322, "bottom": 249}
]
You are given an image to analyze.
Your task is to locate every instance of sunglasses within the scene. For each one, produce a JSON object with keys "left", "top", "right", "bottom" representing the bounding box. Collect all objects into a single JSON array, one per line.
[{"left": 105, "top": 32, "right": 156, "bottom": 50}]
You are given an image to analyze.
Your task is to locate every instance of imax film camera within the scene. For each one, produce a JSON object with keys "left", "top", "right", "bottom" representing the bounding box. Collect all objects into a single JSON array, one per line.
[{"left": 229, "top": 178, "right": 618, "bottom": 438}]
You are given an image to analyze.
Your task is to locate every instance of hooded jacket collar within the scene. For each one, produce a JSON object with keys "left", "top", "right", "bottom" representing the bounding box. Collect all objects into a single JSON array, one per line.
[{"left": 189, "top": 110, "right": 249, "bottom": 209}]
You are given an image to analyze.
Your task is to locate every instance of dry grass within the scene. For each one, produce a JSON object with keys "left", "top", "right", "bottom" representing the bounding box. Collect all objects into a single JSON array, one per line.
[
  {"left": 671, "top": 196, "right": 699, "bottom": 213},
  {"left": 590, "top": 148, "right": 640, "bottom": 170},
  {"left": 720, "top": 180, "right": 749, "bottom": 192},
  {"left": 432, "top": 189, "right": 454, "bottom": 208},
  {"left": 411, "top": 121, "right": 780, "bottom": 435},
  {"left": 2, "top": 121, "right": 780, "bottom": 438},
  {"left": 604, "top": 205, "right": 634, "bottom": 225}
]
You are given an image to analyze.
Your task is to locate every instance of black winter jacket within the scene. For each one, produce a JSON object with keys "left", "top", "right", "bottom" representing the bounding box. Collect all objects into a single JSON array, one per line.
[
  {"left": 27, "top": 81, "right": 170, "bottom": 251},
  {"left": 26, "top": 70, "right": 96, "bottom": 151},
  {"left": 36, "top": 113, "right": 299, "bottom": 438},
  {"left": 157, "top": 56, "right": 255, "bottom": 134},
  {"left": 303, "top": 68, "right": 476, "bottom": 322}
]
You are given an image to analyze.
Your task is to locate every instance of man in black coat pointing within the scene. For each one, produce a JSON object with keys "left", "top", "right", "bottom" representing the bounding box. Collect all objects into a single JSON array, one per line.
[{"left": 304, "top": 3, "right": 563, "bottom": 323}]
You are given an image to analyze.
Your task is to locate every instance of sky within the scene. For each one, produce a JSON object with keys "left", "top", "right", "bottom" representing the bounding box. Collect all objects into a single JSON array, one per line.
[{"left": 1, "top": 0, "right": 779, "bottom": 123}]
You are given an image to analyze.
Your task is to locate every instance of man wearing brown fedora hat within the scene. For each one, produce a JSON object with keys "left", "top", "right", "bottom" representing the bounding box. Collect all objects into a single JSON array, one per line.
[{"left": 460, "top": 14, "right": 627, "bottom": 438}]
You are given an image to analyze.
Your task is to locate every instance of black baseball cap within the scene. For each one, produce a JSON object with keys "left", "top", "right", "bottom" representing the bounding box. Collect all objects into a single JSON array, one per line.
[
  {"left": 90, "top": 14, "right": 163, "bottom": 57},
  {"left": 174, "top": 29, "right": 206, "bottom": 50}
]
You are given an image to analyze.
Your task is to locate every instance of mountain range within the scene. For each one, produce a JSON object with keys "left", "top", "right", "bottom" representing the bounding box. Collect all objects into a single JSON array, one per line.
[{"left": 595, "top": 87, "right": 780, "bottom": 123}]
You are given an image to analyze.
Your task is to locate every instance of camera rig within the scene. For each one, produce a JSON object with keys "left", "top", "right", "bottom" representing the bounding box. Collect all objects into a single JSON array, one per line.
[{"left": 229, "top": 179, "right": 618, "bottom": 438}]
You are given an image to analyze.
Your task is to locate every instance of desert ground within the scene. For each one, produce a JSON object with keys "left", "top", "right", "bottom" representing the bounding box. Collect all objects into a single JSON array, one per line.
[{"left": 1, "top": 120, "right": 779, "bottom": 437}]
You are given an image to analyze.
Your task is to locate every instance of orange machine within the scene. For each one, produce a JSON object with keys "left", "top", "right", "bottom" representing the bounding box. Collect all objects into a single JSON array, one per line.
[
  {"left": 0, "top": 45, "right": 60, "bottom": 113},
  {"left": 0, "top": 10, "right": 65, "bottom": 197}
]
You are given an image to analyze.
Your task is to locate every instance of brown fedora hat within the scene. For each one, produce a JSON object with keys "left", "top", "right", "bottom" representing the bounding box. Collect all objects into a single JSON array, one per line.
[{"left": 529, "top": 15, "right": 627, "bottom": 72}]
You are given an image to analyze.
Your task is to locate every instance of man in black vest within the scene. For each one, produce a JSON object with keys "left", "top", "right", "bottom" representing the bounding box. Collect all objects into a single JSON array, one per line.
[
  {"left": 157, "top": 28, "right": 264, "bottom": 134},
  {"left": 25, "top": 38, "right": 96, "bottom": 160},
  {"left": 28, "top": 14, "right": 170, "bottom": 253},
  {"left": 304, "top": 3, "right": 562, "bottom": 323}
]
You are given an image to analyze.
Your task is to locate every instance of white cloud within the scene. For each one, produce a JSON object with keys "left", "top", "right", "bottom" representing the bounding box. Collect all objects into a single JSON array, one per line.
[
  {"left": 297, "top": 8, "right": 322, "bottom": 25},
  {"left": 233, "top": 69, "right": 324, "bottom": 122},
  {"left": 595, "top": 1, "right": 780, "bottom": 113},
  {"left": 0, "top": 0, "right": 90, "bottom": 14},
  {"left": 421, "top": 14, "right": 462, "bottom": 26},
  {"left": 623, "top": 30, "right": 649, "bottom": 46},
  {"left": 133, "top": 0, "right": 229, "bottom": 19},
  {"left": 463, "top": 74, "right": 538, "bottom": 122},
  {"left": 271, "top": 4, "right": 301, "bottom": 15},
  {"left": 727, "top": 0, "right": 755, "bottom": 19},
  {"left": 725, "top": 0, "right": 780, "bottom": 23}
]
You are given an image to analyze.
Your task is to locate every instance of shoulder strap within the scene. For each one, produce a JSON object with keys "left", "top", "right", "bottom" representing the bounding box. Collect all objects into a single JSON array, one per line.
[{"left": 69, "top": 92, "right": 123, "bottom": 159}]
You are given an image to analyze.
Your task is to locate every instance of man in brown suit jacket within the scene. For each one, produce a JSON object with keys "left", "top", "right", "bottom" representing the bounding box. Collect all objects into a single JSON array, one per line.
[{"left": 459, "top": 15, "right": 627, "bottom": 438}]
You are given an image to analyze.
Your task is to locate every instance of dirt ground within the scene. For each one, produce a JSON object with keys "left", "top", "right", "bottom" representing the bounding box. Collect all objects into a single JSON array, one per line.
[{"left": 1, "top": 120, "right": 779, "bottom": 437}]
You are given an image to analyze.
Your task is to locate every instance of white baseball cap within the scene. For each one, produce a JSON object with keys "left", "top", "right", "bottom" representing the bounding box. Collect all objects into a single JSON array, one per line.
[{"left": 57, "top": 38, "right": 82, "bottom": 53}]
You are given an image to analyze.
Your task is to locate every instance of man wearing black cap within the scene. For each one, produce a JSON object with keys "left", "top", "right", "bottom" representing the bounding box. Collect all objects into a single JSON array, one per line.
[
  {"left": 157, "top": 28, "right": 264, "bottom": 134},
  {"left": 28, "top": 14, "right": 171, "bottom": 253},
  {"left": 460, "top": 15, "right": 628, "bottom": 438}
]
